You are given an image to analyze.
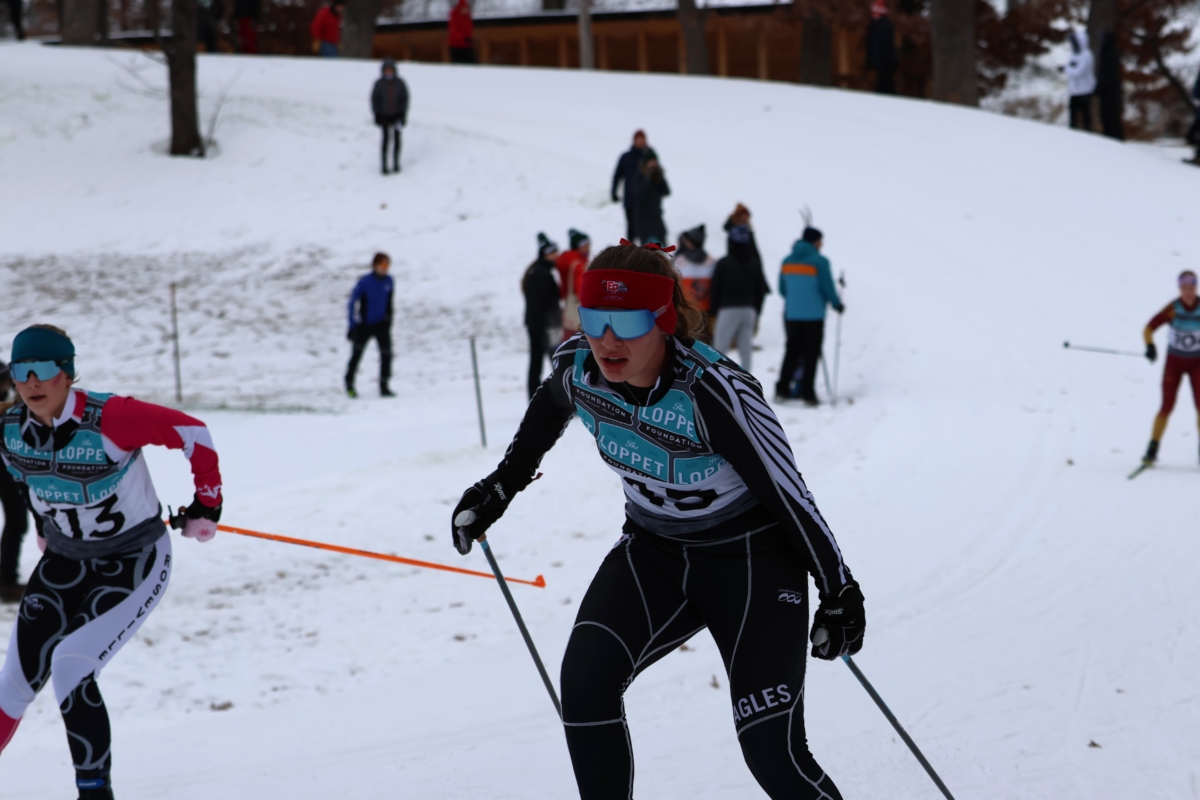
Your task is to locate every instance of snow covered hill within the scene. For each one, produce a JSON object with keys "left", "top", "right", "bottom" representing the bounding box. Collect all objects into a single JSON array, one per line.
[{"left": 1, "top": 41, "right": 1199, "bottom": 799}]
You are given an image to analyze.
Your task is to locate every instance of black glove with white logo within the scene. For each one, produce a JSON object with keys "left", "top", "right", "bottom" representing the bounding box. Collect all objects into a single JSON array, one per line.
[
  {"left": 451, "top": 471, "right": 516, "bottom": 555},
  {"left": 810, "top": 582, "right": 865, "bottom": 660}
]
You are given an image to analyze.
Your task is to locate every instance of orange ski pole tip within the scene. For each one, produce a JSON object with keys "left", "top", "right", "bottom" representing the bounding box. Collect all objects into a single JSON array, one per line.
[{"left": 533, "top": 575, "right": 546, "bottom": 588}]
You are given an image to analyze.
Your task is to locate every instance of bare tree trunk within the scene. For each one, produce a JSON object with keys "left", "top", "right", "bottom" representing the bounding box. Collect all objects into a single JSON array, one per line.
[
  {"left": 167, "top": 0, "right": 204, "bottom": 156},
  {"left": 677, "top": 0, "right": 709, "bottom": 75},
  {"left": 1086, "top": 0, "right": 1116, "bottom": 62},
  {"left": 342, "top": 0, "right": 384, "bottom": 58},
  {"left": 799, "top": 7, "right": 832, "bottom": 85},
  {"left": 96, "top": 0, "right": 108, "bottom": 42},
  {"left": 61, "top": 0, "right": 98, "bottom": 43},
  {"left": 930, "top": 0, "right": 977, "bottom": 106},
  {"left": 578, "top": 0, "right": 593, "bottom": 69}
]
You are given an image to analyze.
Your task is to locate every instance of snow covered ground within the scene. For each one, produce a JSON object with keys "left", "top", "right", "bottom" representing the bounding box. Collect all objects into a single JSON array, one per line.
[{"left": 2, "top": 41, "right": 1200, "bottom": 799}]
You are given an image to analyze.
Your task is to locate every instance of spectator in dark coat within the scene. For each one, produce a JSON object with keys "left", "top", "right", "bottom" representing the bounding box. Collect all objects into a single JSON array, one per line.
[
  {"left": 4, "top": 0, "right": 24, "bottom": 40},
  {"left": 0, "top": 361, "right": 31, "bottom": 604},
  {"left": 711, "top": 207, "right": 770, "bottom": 370},
  {"left": 371, "top": 59, "right": 410, "bottom": 175},
  {"left": 523, "top": 233, "right": 563, "bottom": 399},
  {"left": 866, "top": 0, "right": 898, "bottom": 95},
  {"left": 611, "top": 131, "right": 658, "bottom": 241},
  {"left": 235, "top": 0, "right": 260, "bottom": 53},
  {"left": 1096, "top": 32, "right": 1125, "bottom": 141},
  {"left": 631, "top": 156, "right": 670, "bottom": 245},
  {"left": 346, "top": 252, "right": 395, "bottom": 398},
  {"left": 197, "top": 0, "right": 223, "bottom": 53},
  {"left": 1187, "top": 68, "right": 1200, "bottom": 166},
  {"left": 448, "top": 0, "right": 476, "bottom": 63}
]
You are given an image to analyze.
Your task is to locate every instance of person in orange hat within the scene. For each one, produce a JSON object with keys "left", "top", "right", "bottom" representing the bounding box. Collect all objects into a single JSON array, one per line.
[{"left": 866, "top": 0, "right": 898, "bottom": 95}]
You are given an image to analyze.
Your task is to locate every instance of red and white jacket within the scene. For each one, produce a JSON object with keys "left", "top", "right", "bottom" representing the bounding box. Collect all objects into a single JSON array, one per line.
[{"left": 0, "top": 389, "right": 222, "bottom": 558}]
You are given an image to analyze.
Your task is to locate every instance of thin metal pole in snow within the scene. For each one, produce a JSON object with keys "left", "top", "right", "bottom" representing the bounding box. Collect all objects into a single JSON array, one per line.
[
  {"left": 170, "top": 282, "right": 182, "bottom": 404},
  {"left": 479, "top": 536, "right": 562, "bottom": 719},
  {"left": 832, "top": 272, "right": 845, "bottom": 407},
  {"left": 470, "top": 337, "right": 487, "bottom": 448},
  {"left": 841, "top": 655, "right": 957, "bottom": 800}
]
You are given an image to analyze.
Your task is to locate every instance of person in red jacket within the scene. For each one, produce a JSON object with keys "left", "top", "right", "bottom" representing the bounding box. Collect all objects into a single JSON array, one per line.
[
  {"left": 555, "top": 228, "right": 590, "bottom": 341},
  {"left": 311, "top": 0, "right": 343, "bottom": 58},
  {"left": 448, "top": 0, "right": 476, "bottom": 64}
]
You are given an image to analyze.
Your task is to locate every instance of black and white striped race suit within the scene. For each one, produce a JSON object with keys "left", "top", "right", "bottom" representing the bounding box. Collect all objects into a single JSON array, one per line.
[{"left": 492, "top": 334, "right": 855, "bottom": 800}]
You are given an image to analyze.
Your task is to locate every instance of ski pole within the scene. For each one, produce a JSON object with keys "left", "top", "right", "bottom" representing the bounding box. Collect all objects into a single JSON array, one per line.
[
  {"left": 1063, "top": 341, "right": 1144, "bottom": 358},
  {"left": 840, "top": 655, "right": 956, "bottom": 799},
  {"left": 833, "top": 272, "right": 845, "bottom": 406},
  {"left": 820, "top": 354, "right": 834, "bottom": 401},
  {"left": 476, "top": 532, "right": 562, "bottom": 719},
  {"left": 210, "top": 522, "right": 547, "bottom": 587}
]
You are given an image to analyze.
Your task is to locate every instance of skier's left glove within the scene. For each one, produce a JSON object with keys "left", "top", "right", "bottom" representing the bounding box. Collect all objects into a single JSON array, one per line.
[
  {"left": 451, "top": 470, "right": 516, "bottom": 555},
  {"left": 170, "top": 493, "right": 222, "bottom": 543},
  {"left": 1146, "top": 343, "right": 1157, "bottom": 363},
  {"left": 834, "top": 303, "right": 845, "bottom": 314},
  {"left": 810, "top": 581, "right": 865, "bottom": 660}
]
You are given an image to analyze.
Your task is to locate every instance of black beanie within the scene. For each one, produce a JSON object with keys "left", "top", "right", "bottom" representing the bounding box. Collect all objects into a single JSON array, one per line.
[
  {"left": 680, "top": 224, "right": 706, "bottom": 249},
  {"left": 568, "top": 229, "right": 590, "bottom": 250},
  {"left": 537, "top": 232, "right": 558, "bottom": 258},
  {"left": 802, "top": 226, "right": 823, "bottom": 244}
]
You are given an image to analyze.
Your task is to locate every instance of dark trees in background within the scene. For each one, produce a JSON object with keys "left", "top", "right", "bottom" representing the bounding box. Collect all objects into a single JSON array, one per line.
[
  {"left": 1120, "top": 0, "right": 1197, "bottom": 136},
  {"left": 799, "top": 3, "right": 833, "bottom": 86},
  {"left": 677, "top": 0, "right": 709, "bottom": 76},
  {"left": 61, "top": 0, "right": 97, "bottom": 43},
  {"left": 342, "top": 0, "right": 384, "bottom": 57},
  {"left": 930, "top": 0, "right": 977, "bottom": 105}
]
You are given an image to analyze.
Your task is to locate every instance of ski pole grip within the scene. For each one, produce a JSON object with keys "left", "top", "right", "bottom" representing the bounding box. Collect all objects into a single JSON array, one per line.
[
  {"left": 812, "top": 628, "right": 829, "bottom": 647},
  {"left": 454, "top": 510, "right": 477, "bottom": 528}
]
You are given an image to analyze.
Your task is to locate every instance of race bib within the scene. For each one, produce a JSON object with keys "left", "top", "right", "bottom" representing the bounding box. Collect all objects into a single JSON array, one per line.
[{"left": 1169, "top": 327, "right": 1200, "bottom": 354}]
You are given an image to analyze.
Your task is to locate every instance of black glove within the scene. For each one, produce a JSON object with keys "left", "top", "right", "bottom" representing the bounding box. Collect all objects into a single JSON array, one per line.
[
  {"left": 451, "top": 471, "right": 516, "bottom": 555},
  {"left": 611, "top": 192, "right": 619, "bottom": 204},
  {"left": 168, "top": 492, "right": 223, "bottom": 530},
  {"left": 834, "top": 303, "right": 845, "bottom": 314},
  {"left": 1146, "top": 343, "right": 1157, "bottom": 363},
  {"left": 347, "top": 326, "right": 359, "bottom": 342},
  {"left": 810, "top": 582, "right": 865, "bottom": 660}
]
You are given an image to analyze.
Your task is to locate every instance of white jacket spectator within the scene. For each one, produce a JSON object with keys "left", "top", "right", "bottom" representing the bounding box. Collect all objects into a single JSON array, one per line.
[{"left": 1065, "top": 30, "right": 1096, "bottom": 97}]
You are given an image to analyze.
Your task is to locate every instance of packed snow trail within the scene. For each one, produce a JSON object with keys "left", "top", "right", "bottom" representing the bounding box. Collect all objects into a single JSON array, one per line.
[{"left": 2, "top": 42, "right": 1200, "bottom": 798}]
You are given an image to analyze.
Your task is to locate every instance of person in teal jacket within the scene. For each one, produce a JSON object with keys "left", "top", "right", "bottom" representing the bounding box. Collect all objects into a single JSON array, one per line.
[{"left": 775, "top": 226, "right": 843, "bottom": 404}]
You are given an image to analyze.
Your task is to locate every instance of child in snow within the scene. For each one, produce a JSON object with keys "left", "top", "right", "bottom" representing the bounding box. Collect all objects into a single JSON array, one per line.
[
  {"left": 710, "top": 205, "right": 769, "bottom": 370},
  {"left": 451, "top": 242, "right": 864, "bottom": 800},
  {"left": 1141, "top": 270, "right": 1200, "bottom": 465},
  {"left": 345, "top": 252, "right": 395, "bottom": 398},
  {"left": 371, "top": 59, "right": 409, "bottom": 175},
  {"left": 555, "top": 229, "right": 591, "bottom": 341},
  {"left": 0, "top": 325, "right": 224, "bottom": 800},
  {"left": 523, "top": 233, "right": 563, "bottom": 399}
]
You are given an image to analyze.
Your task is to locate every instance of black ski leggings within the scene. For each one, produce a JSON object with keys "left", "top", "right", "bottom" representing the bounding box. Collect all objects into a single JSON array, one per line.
[
  {"left": 345, "top": 323, "right": 393, "bottom": 388},
  {"left": 0, "top": 468, "right": 29, "bottom": 586},
  {"left": 0, "top": 536, "right": 172, "bottom": 787},
  {"left": 380, "top": 123, "right": 402, "bottom": 170},
  {"left": 527, "top": 325, "right": 553, "bottom": 400},
  {"left": 560, "top": 522, "right": 842, "bottom": 800},
  {"left": 776, "top": 319, "right": 825, "bottom": 401}
]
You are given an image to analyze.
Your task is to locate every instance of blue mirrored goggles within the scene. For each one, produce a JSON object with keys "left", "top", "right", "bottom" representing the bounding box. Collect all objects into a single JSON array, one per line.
[
  {"left": 578, "top": 307, "right": 665, "bottom": 340},
  {"left": 11, "top": 360, "right": 66, "bottom": 382}
]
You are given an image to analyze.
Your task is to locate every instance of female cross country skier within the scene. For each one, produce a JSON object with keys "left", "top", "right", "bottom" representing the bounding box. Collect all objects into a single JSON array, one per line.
[
  {"left": 0, "top": 325, "right": 224, "bottom": 800},
  {"left": 451, "top": 242, "right": 865, "bottom": 799}
]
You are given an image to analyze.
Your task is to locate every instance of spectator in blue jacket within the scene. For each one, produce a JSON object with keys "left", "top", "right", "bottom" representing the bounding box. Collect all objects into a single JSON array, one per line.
[
  {"left": 345, "top": 252, "right": 395, "bottom": 398},
  {"left": 775, "top": 226, "right": 843, "bottom": 405}
]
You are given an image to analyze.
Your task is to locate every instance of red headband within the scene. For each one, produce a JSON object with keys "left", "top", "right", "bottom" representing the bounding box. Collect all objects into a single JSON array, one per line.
[{"left": 580, "top": 269, "right": 678, "bottom": 334}]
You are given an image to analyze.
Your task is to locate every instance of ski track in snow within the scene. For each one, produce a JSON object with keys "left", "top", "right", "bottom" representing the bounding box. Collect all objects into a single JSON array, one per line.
[{"left": 2, "top": 42, "right": 1200, "bottom": 799}]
